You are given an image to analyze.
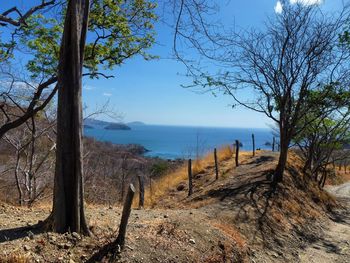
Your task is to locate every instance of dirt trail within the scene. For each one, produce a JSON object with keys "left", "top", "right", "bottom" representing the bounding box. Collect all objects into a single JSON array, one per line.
[{"left": 299, "top": 184, "right": 350, "bottom": 263}]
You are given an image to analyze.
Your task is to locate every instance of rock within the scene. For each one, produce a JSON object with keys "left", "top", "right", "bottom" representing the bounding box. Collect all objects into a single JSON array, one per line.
[
  {"left": 164, "top": 214, "right": 169, "bottom": 218},
  {"left": 64, "top": 243, "right": 72, "bottom": 249},
  {"left": 27, "top": 231, "right": 34, "bottom": 240},
  {"left": 24, "top": 237, "right": 30, "bottom": 241},
  {"left": 189, "top": 239, "right": 196, "bottom": 244},
  {"left": 58, "top": 242, "right": 72, "bottom": 249},
  {"left": 71, "top": 232, "right": 81, "bottom": 240},
  {"left": 23, "top": 245, "right": 31, "bottom": 251},
  {"left": 177, "top": 183, "right": 186, "bottom": 191}
]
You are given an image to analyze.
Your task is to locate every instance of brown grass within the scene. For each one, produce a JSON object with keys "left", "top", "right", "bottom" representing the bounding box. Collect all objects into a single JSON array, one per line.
[
  {"left": 211, "top": 222, "right": 247, "bottom": 249},
  {"left": 0, "top": 254, "right": 30, "bottom": 263},
  {"left": 139, "top": 146, "right": 253, "bottom": 207}
]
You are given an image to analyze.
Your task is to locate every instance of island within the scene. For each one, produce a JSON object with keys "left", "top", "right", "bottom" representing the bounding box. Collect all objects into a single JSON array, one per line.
[{"left": 104, "top": 123, "right": 131, "bottom": 130}]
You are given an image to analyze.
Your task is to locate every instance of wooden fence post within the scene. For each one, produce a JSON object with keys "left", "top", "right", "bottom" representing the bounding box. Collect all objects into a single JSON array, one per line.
[
  {"left": 116, "top": 184, "right": 135, "bottom": 248},
  {"left": 214, "top": 148, "right": 219, "bottom": 180},
  {"left": 188, "top": 159, "right": 193, "bottom": 196},
  {"left": 235, "top": 140, "right": 239, "bottom": 167},
  {"left": 252, "top": 134, "right": 255, "bottom": 157},
  {"left": 138, "top": 175, "right": 144, "bottom": 209},
  {"left": 272, "top": 137, "right": 275, "bottom": 152}
]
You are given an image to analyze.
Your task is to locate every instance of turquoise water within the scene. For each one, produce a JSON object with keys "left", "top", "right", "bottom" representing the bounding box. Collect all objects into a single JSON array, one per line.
[{"left": 84, "top": 124, "right": 273, "bottom": 159}]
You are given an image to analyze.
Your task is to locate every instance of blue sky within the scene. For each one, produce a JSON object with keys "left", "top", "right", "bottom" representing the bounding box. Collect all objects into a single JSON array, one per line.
[
  {"left": 83, "top": 0, "right": 277, "bottom": 128},
  {"left": 82, "top": 0, "right": 345, "bottom": 128},
  {"left": 3, "top": 0, "right": 346, "bottom": 128}
]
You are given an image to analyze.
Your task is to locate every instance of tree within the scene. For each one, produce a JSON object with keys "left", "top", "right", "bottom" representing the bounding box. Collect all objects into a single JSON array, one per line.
[
  {"left": 45, "top": 0, "right": 90, "bottom": 234},
  {"left": 3, "top": 114, "right": 56, "bottom": 206},
  {"left": 0, "top": 1, "right": 56, "bottom": 61},
  {"left": 293, "top": 87, "right": 350, "bottom": 185},
  {"left": 175, "top": 1, "right": 350, "bottom": 183},
  {"left": 0, "top": 0, "right": 157, "bottom": 139}
]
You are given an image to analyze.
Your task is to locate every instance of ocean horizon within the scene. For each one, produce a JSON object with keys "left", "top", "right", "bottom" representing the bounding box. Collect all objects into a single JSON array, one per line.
[{"left": 84, "top": 124, "right": 275, "bottom": 159}]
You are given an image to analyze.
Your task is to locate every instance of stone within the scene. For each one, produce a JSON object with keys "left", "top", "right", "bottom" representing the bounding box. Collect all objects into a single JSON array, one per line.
[
  {"left": 23, "top": 245, "right": 31, "bottom": 251},
  {"left": 177, "top": 183, "right": 186, "bottom": 191},
  {"left": 27, "top": 231, "right": 34, "bottom": 240},
  {"left": 71, "top": 232, "right": 81, "bottom": 240},
  {"left": 189, "top": 239, "right": 196, "bottom": 244}
]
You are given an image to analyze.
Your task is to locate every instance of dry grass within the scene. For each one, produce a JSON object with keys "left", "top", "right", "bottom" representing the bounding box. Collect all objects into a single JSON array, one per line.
[
  {"left": 211, "top": 222, "right": 247, "bottom": 249},
  {"left": 0, "top": 254, "right": 31, "bottom": 263},
  {"left": 140, "top": 146, "right": 253, "bottom": 207}
]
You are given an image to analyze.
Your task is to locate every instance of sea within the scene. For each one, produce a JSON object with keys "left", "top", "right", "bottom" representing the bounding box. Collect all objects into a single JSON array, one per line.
[{"left": 84, "top": 124, "right": 274, "bottom": 160}]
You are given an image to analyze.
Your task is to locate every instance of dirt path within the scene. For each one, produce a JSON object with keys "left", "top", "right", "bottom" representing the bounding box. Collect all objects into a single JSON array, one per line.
[{"left": 299, "top": 184, "right": 350, "bottom": 263}]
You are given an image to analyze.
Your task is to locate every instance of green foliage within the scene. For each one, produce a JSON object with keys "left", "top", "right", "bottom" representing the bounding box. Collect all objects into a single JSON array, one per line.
[
  {"left": 17, "top": 0, "right": 157, "bottom": 79},
  {"left": 150, "top": 161, "right": 169, "bottom": 177},
  {"left": 20, "top": 14, "right": 62, "bottom": 78},
  {"left": 0, "top": 36, "right": 15, "bottom": 62}
]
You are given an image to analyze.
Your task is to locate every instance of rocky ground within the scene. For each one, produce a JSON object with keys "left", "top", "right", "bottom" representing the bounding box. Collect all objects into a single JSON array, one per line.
[
  {"left": 298, "top": 185, "right": 350, "bottom": 263},
  {"left": 0, "top": 151, "right": 349, "bottom": 262}
]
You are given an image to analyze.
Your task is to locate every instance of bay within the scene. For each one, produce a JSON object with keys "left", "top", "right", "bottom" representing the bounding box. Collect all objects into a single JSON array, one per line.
[{"left": 84, "top": 124, "right": 274, "bottom": 160}]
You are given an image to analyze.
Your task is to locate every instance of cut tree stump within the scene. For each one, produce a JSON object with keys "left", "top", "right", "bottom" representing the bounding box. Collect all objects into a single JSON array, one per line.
[
  {"left": 86, "top": 184, "right": 135, "bottom": 262},
  {"left": 116, "top": 183, "right": 135, "bottom": 248}
]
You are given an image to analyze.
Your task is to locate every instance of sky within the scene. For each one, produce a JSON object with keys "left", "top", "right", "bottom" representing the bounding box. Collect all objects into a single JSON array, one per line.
[
  {"left": 82, "top": 0, "right": 345, "bottom": 128},
  {"left": 2, "top": 0, "right": 347, "bottom": 128}
]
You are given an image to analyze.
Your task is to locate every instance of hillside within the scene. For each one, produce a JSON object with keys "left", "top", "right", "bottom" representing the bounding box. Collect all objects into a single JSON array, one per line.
[
  {"left": 0, "top": 150, "right": 349, "bottom": 262},
  {"left": 84, "top": 118, "right": 131, "bottom": 130}
]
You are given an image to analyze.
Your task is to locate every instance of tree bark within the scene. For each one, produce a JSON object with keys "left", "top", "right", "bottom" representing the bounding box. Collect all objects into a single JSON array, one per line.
[
  {"left": 116, "top": 184, "right": 135, "bottom": 248},
  {"left": 273, "top": 134, "right": 290, "bottom": 184},
  {"left": 51, "top": 0, "right": 90, "bottom": 234},
  {"left": 252, "top": 134, "right": 255, "bottom": 157}
]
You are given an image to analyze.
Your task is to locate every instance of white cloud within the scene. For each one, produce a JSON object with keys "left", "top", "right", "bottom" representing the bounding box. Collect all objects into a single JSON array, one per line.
[
  {"left": 290, "top": 0, "right": 322, "bottom": 5},
  {"left": 103, "top": 92, "right": 112, "bottom": 97},
  {"left": 275, "top": 0, "right": 322, "bottom": 14},
  {"left": 83, "top": 85, "right": 95, "bottom": 90},
  {"left": 275, "top": 1, "right": 283, "bottom": 13}
]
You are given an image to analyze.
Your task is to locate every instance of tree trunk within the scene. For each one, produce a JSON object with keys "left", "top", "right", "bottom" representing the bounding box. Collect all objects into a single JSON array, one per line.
[
  {"left": 252, "top": 134, "right": 255, "bottom": 157},
  {"left": 51, "top": 0, "right": 90, "bottom": 234},
  {"left": 14, "top": 153, "right": 24, "bottom": 206},
  {"left": 273, "top": 133, "right": 290, "bottom": 184}
]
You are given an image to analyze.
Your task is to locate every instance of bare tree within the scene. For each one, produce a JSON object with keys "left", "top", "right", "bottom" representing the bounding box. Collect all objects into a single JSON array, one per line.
[
  {"left": 0, "top": 1, "right": 56, "bottom": 27},
  {"left": 2, "top": 114, "right": 56, "bottom": 206},
  {"left": 175, "top": 1, "right": 350, "bottom": 183}
]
